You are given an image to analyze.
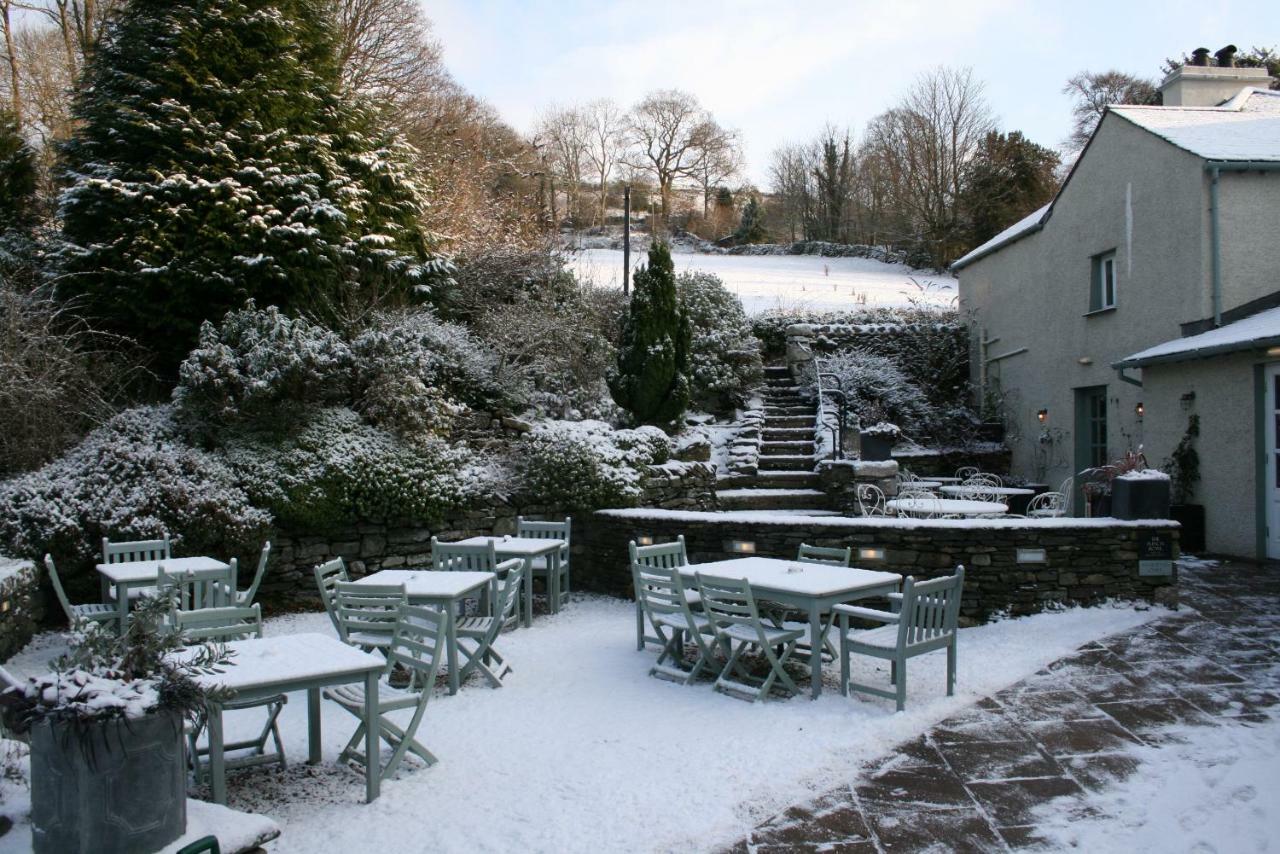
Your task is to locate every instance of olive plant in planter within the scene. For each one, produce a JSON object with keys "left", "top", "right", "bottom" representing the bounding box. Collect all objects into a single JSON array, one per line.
[
  {"left": 859, "top": 422, "right": 900, "bottom": 462},
  {"left": 0, "top": 594, "right": 231, "bottom": 854}
]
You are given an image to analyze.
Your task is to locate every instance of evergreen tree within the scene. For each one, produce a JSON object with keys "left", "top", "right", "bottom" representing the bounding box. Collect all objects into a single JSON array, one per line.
[
  {"left": 733, "top": 196, "right": 768, "bottom": 244},
  {"left": 608, "top": 241, "right": 690, "bottom": 427},
  {"left": 55, "top": 0, "right": 450, "bottom": 375},
  {"left": 959, "top": 131, "right": 1060, "bottom": 250},
  {"left": 0, "top": 110, "right": 37, "bottom": 234}
]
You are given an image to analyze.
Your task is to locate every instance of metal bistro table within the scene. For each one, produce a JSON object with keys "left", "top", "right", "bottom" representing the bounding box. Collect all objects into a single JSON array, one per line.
[
  {"left": 679, "top": 557, "right": 901, "bottom": 699},
  {"left": 886, "top": 497, "right": 1008, "bottom": 518},
  {"left": 354, "top": 569, "right": 495, "bottom": 695},
  {"left": 940, "top": 484, "right": 1037, "bottom": 514},
  {"left": 179, "top": 633, "right": 385, "bottom": 805},
  {"left": 95, "top": 556, "right": 231, "bottom": 633},
  {"left": 456, "top": 536, "right": 566, "bottom": 628}
]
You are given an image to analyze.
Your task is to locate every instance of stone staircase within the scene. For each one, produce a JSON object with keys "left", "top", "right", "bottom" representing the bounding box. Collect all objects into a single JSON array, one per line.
[{"left": 715, "top": 365, "right": 833, "bottom": 514}]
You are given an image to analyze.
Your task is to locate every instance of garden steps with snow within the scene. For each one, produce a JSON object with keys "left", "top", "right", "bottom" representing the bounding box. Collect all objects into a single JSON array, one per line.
[
  {"left": 759, "top": 454, "right": 818, "bottom": 471},
  {"left": 718, "top": 471, "right": 823, "bottom": 490},
  {"left": 715, "top": 487, "right": 830, "bottom": 511},
  {"left": 761, "top": 440, "right": 813, "bottom": 454}
]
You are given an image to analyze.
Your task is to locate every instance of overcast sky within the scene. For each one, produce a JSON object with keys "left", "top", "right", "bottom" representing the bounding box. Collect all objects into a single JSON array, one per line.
[{"left": 426, "top": 0, "right": 1270, "bottom": 185}]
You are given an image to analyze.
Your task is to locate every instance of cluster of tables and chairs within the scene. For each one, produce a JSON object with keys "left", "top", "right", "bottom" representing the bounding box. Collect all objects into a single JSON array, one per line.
[
  {"left": 854, "top": 468, "right": 1073, "bottom": 520},
  {"left": 631, "top": 537, "right": 964, "bottom": 709}
]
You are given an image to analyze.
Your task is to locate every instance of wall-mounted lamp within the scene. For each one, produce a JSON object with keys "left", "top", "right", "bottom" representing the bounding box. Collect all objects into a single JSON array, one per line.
[
  {"left": 1134, "top": 402, "right": 1145, "bottom": 418},
  {"left": 728, "top": 540, "right": 756, "bottom": 554},
  {"left": 634, "top": 535, "right": 654, "bottom": 546},
  {"left": 1268, "top": 346, "right": 1280, "bottom": 357},
  {"left": 1036, "top": 409, "right": 1048, "bottom": 424},
  {"left": 858, "top": 547, "right": 885, "bottom": 561},
  {"left": 1180, "top": 391, "right": 1196, "bottom": 410}
]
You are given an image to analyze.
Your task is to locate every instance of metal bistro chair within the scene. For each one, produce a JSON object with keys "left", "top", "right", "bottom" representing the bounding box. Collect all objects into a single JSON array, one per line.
[
  {"left": 332, "top": 582, "right": 408, "bottom": 653},
  {"left": 896, "top": 489, "right": 942, "bottom": 519},
  {"left": 314, "top": 557, "right": 350, "bottom": 633},
  {"left": 325, "top": 603, "right": 448, "bottom": 783},
  {"left": 633, "top": 561, "right": 716, "bottom": 686},
  {"left": 43, "top": 554, "right": 117, "bottom": 629},
  {"left": 175, "top": 604, "right": 287, "bottom": 784},
  {"left": 855, "top": 483, "right": 887, "bottom": 517},
  {"left": 834, "top": 566, "right": 965, "bottom": 712},
  {"left": 1029, "top": 476, "right": 1074, "bottom": 518},
  {"left": 516, "top": 516, "right": 571, "bottom": 612},
  {"left": 697, "top": 573, "right": 805, "bottom": 702},
  {"left": 455, "top": 558, "right": 525, "bottom": 688},
  {"left": 629, "top": 536, "right": 695, "bottom": 651}
]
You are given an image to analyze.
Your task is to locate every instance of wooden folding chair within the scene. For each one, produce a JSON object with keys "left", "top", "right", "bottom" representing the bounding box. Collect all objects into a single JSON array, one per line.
[
  {"left": 332, "top": 582, "right": 407, "bottom": 653},
  {"left": 313, "top": 557, "right": 349, "bottom": 633},
  {"left": 633, "top": 562, "right": 716, "bottom": 685},
  {"left": 629, "top": 536, "right": 694, "bottom": 651},
  {"left": 456, "top": 558, "right": 524, "bottom": 687},
  {"left": 696, "top": 572, "right": 804, "bottom": 702}
]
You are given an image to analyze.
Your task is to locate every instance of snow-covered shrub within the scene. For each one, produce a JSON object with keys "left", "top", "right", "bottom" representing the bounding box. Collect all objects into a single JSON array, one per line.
[
  {"left": 515, "top": 420, "right": 670, "bottom": 512},
  {"left": 445, "top": 245, "right": 579, "bottom": 322},
  {"left": 677, "top": 271, "right": 763, "bottom": 414},
  {"left": 221, "top": 407, "right": 490, "bottom": 529},
  {"left": 821, "top": 349, "right": 934, "bottom": 436},
  {"left": 0, "top": 406, "right": 269, "bottom": 579},
  {"left": 173, "top": 302, "right": 352, "bottom": 427},
  {"left": 350, "top": 309, "right": 512, "bottom": 439}
]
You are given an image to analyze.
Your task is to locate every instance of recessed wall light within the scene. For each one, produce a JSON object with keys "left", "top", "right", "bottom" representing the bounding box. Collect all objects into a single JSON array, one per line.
[
  {"left": 728, "top": 540, "right": 756, "bottom": 554},
  {"left": 635, "top": 535, "right": 654, "bottom": 546},
  {"left": 858, "top": 547, "right": 885, "bottom": 561},
  {"left": 1017, "top": 548, "right": 1047, "bottom": 564}
]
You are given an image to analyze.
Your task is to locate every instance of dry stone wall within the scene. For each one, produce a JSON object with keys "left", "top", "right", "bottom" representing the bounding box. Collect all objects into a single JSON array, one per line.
[{"left": 0, "top": 559, "right": 45, "bottom": 661}]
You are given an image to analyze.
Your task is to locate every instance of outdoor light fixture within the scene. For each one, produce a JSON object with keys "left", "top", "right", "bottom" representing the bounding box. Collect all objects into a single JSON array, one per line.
[
  {"left": 728, "top": 540, "right": 756, "bottom": 554},
  {"left": 858, "top": 547, "right": 885, "bottom": 561},
  {"left": 1016, "top": 548, "right": 1048, "bottom": 564},
  {"left": 1134, "top": 402, "right": 1145, "bottom": 417},
  {"left": 635, "top": 535, "right": 654, "bottom": 546},
  {"left": 1036, "top": 409, "right": 1048, "bottom": 423},
  {"left": 1268, "top": 346, "right": 1280, "bottom": 357},
  {"left": 1180, "top": 391, "right": 1196, "bottom": 409}
]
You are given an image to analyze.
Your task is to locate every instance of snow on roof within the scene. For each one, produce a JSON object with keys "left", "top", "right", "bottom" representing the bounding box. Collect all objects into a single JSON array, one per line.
[
  {"left": 1110, "top": 88, "right": 1280, "bottom": 162},
  {"left": 1115, "top": 304, "right": 1280, "bottom": 368},
  {"left": 950, "top": 203, "right": 1050, "bottom": 271}
]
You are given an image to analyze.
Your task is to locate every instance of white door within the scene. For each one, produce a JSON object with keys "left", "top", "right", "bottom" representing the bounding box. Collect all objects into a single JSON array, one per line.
[{"left": 1268, "top": 364, "right": 1280, "bottom": 559}]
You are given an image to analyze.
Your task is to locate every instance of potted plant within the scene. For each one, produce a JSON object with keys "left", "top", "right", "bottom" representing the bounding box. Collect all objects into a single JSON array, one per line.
[
  {"left": 1164, "top": 415, "right": 1204, "bottom": 552},
  {"left": 1080, "top": 448, "right": 1171, "bottom": 519},
  {"left": 0, "top": 594, "right": 231, "bottom": 854},
  {"left": 859, "top": 422, "right": 900, "bottom": 462}
]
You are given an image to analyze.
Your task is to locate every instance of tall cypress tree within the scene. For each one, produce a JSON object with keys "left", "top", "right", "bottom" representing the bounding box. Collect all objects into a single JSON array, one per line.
[
  {"left": 0, "top": 110, "right": 37, "bottom": 234},
  {"left": 55, "top": 0, "right": 450, "bottom": 374},
  {"left": 608, "top": 241, "right": 691, "bottom": 427}
]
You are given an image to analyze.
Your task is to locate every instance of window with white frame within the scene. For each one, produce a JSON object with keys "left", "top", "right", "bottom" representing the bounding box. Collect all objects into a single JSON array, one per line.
[{"left": 1090, "top": 250, "right": 1117, "bottom": 312}]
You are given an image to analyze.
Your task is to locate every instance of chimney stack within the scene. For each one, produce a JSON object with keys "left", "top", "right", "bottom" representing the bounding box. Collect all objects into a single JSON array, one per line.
[
  {"left": 1190, "top": 47, "right": 1211, "bottom": 67},
  {"left": 1214, "top": 44, "right": 1238, "bottom": 67},
  {"left": 1159, "top": 44, "right": 1271, "bottom": 106}
]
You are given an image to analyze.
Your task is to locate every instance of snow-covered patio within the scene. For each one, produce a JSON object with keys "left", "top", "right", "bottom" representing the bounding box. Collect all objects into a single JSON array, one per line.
[{"left": 3, "top": 595, "right": 1163, "bottom": 853}]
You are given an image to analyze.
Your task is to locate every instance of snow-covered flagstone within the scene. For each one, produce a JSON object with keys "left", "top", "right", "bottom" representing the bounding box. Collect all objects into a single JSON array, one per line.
[{"left": 2, "top": 598, "right": 1160, "bottom": 853}]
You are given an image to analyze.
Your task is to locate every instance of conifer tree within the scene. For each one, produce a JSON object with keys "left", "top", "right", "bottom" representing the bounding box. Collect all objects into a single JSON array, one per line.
[
  {"left": 55, "top": 0, "right": 450, "bottom": 374},
  {"left": 0, "top": 109, "right": 37, "bottom": 234},
  {"left": 733, "top": 196, "right": 768, "bottom": 244},
  {"left": 608, "top": 241, "right": 691, "bottom": 427}
]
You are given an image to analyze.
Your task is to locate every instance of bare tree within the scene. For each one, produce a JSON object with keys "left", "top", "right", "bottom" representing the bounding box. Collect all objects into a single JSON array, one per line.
[
  {"left": 1062, "top": 70, "right": 1157, "bottom": 151},
  {"left": 331, "top": 0, "right": 444, "bottom": 102},
  {"left": 532, "top": 104, "right": 591, "bottom": 227},
  {"left": 1, "top": 0, "right": 21, "bottom": 120},
  {"left": 767, "top": 143, "right": 812, "bottom": 242},
  {"left": 582, "top": 98, "right": 624, "bottom": 227},
  {"left": 691, "top": 119, "right": 742, "bottom": 220},
  {"left": 624, "top": 89, "right": 715, "bottom": 230}
]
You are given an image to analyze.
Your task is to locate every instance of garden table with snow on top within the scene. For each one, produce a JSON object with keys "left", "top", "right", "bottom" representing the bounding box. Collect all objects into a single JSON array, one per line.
[
  {"left": 939, "top": 484, "right": 1037, "bottom": 514},
  {"left": 95, "top": 555, "right": 231, "bottom": 633},
  {"left": 455, "top": 536, "right": 566, "bottom": 627},
  {"left": 679, "top": 557, "right": 901, "bottom": 699},
  {"left": 353, "top": 569, "right": 495, "bottom": 695},
  {"left": 174, "top": 633, "right": 385, "bottom": 805},
  {"left": 886, "top": 498, "right": 1008, "bottom": 518}
]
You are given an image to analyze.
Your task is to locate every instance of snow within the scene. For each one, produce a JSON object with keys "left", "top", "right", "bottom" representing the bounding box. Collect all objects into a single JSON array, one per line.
[
  {"left": 600, "top": 507, "right": 1179, "bottom": 530},
  {"left": 1032, "top": 717, "right": 1280, "bottom": 853},
  {"left": 950, "top": 203, "right": 1050, "bottom": 270},
  {"left": 0, "top": 558, "right": 32, "bottom": 586},
  {"left": 0, "top": 597, "right": 1167, "bottom": 853},
  {"left": 1116, "top": 304, "right": 1280, "bottom": 367},
  {"left": 1115, "top": 469, "right": 1171, "bottom": 482},
  {"left": 1111, "top": 88, "right": 1280, "bottom": 162},
  {"left": 715, "top": 488, "right": 824, "bottom": 498},
  {"left": 569, "top": 248, "right": 956, "bottom": 315}
]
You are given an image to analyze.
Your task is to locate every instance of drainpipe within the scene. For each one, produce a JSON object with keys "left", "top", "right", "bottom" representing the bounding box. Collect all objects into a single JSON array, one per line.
[{"left": 1205, "top": 161, "right": 1280, "bottom": 327}]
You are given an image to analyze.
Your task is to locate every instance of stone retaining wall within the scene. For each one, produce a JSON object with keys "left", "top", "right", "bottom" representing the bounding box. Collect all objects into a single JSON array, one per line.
[
  {"left": 0, "top": 558, "right": 44, "bottom": 662},
  {"left": 579, "top": 509, "right": 1179, "bottom": 621}
]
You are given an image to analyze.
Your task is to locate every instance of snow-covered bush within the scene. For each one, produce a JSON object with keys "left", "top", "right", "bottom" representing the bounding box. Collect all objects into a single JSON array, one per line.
[
  {"left": 677, "top": 271, "right": 763, "bottom": 414},
  {"left": 174, "top": 303, "right": 352, "bottom": 427},
  {"left": 0, "top": 406, "right": 269, "bottom": 578},
  {"left": 515, "top": 420, "right": 670, "bottom": 511},
  {"left": 821, "top": 349, "right": 934, "bottom": 436},
  {"left": 351, "top": 309, "right": 512, "bottom": 439},
  {"left": 221, "top": 407, "right": 490, "bottom": 529}
]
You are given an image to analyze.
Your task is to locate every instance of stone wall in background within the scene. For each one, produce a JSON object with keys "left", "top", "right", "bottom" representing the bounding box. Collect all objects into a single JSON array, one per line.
[
  {"left": 0, "top": 558, "right": 45, "bottom": 662},
  {"left": 580, "top": 510, "right": 1180, "bottom": 622}
]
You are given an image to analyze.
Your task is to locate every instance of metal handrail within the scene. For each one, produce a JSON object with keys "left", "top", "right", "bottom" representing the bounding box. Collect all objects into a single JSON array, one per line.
[{"left": 814, "top": 362, "right": 850, "bottom": 460}]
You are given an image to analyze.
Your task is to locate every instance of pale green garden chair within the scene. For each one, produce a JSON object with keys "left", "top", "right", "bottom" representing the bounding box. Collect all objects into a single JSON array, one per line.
[
  {"left": 313, "top": 557, "right": 349, "bottom": 633},
  {"left": 332, "top": 582, "right": 408, "bottom": 653},
  {"left": 835, "top": 565, "right": 965, "bottom": 712},
  {"left": 696, "top": 572, "right": 804, "bottom": 702},
  {"left": 158, "top": 564, "right": 235, "bottom": 612},
  {"left": 629, "top": 536, "right": 696, "bottom": 651},
  {"left": 174, "top": 603, "right": 287, "bottom": 783},
  {"left": 227, "top": 541, "right": 272, "bottom": 606},
  {"left": 455, "top": 558, "right": 525, "bottom": 687},
  {"left": 325, "top": 603, "right": 448, "bottom": 782},
  {"left": 796, "top": 543, "right": 852, "bottom": 567},
  {"left": 101, "top": 534, "right": 171, "bottom": 604},
  {"left": 431, "top": 538, "right": 502, "bottom": 618},
  {"left": 43, "top": 554, "right": 117, "bottom": 629},
  {"left": 633, "top": 561, "right": 717, "bottom": 686},
  {"left": 516, "top": 516, "right": 571, "bottom": 611}
]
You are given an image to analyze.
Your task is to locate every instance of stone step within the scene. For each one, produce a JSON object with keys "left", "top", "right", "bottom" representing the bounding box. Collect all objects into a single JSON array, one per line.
[
  {"left": 760, "top": 440, "right": 814, "bottom": 454},
  {"left": 718, "top": 470, "right": 823, "bottom": 490},
  {"left": 759, "top": 454, "right": 816, "bottom": 470},
  {"left": 715, "top": 488, "right": 830, "bottom": 511},
  {"left": 764, "top": 365, "right": 790, "bottom": 377},
  {"left": 766, "top": 416, "right": 814, "bottom": 429},
  {"left": 763, "top": 428, "right": 814, "bottom": 441}
]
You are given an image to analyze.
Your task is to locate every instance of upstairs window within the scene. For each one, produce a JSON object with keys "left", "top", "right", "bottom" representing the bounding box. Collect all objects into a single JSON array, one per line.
[{"left": 1090, "top": 250, "right": 1117, "bottom": 312}]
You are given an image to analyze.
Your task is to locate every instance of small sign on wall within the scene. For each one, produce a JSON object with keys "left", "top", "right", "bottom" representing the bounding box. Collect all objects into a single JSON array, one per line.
[{"left": 1137, "top": 531, "right": 1175, "bottom": 577}]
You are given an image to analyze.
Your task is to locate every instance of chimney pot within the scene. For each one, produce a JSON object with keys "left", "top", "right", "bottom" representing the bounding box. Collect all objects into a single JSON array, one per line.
[
  {"left": 1214, "top": 45, "right": 1238, "bottom": 67},
  {"left": 1191, "top": 47, "right": 1212, "bottom": 67}
]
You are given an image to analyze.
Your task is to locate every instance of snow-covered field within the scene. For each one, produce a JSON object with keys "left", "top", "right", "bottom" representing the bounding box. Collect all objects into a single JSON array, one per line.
[
  {"left": 2, "top": 597, "right": 1160, "bottom": 853},
  {"left": 569, "top": 248, "right": 957, "bottom": 315}
]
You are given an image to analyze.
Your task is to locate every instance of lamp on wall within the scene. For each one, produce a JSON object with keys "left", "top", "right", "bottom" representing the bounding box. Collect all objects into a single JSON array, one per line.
[
  {"left": 1180, "top": 391, "right": 1196, "bottom": 410},
  {"left": 635, "top": 535, "right": 654, "bottom": 546},
  {"left": 1036, "top": 409, "right": 1048, "bottom": 424},
  {"left": 1134, "top": 402, "right": 1145, "bottom": 418},
  {"left": 728, "top": 540, "right": 756, "bottom": 554}
]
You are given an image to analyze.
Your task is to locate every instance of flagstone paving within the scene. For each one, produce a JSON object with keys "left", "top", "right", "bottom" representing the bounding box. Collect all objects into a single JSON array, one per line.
[{"left": 732, "top": 558, "right": 1280, "bottom": 852}]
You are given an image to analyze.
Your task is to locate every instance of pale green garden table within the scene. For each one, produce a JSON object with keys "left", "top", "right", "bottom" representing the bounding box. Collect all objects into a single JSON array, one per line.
[
  {"left": 178, "top": 633, "right": 385, "bottom": 805},
  {"left": 353, "top": 569, "right": 495, "bottom": 695},
  {"left": 456, "top": 536, "right": 566, "bottom": 628},
  {"left": 95, "top": 556, "right": 231, "bottom": 633},
  {"left": 680, "top": 557, "right": 901, "bottom": 699}
]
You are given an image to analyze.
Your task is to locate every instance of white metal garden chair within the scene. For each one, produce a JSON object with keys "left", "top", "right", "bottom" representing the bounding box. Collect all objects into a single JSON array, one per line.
[
  {"left": 175, "top": 604, "right": 287, "bottom": 783},
  {"left": 313, "top": 557, "right": 350, "bottom": 633},
  {"left": 855, "top": 483, "right": 887, "bottom": 517},
  {"left": 43, "top": 554, "right": 117, "bottom": 629},
  {"left": 834, "top": 566, "right": 965, "bottom": 712},
  {"left": 455, "top": 558, "right": 525, "bottom": 688},
  {"left": 630, "top": 536, "right": 696, "bottom": 651},
  {"left": 332, "top": 582, "right": 408, "bottom": 653},
  {"left": 896, "top": 488, "right": 942, "bottom": 518},
  {"left": 696, "top": 572, "right": 804, "bottom": 702},
  {"left": 516, "top": 516, "right": 571, "bottom": 610},
  {"left": 325, "top": 603, "right": 448, "bottom": 783},
  {"left": 633, "top": 562, "right": 717, "bottom": 685}
]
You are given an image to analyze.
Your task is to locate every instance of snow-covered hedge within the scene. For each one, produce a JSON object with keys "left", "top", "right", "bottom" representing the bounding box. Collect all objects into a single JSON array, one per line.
[
  {"left": 515, "top": 420, "right": 670, "bottom": 512},
  {"left": 821, "top": 349, "right": 933, "bottom": 435},
  {"left": 677, "top": 271, "right": 763, "bottom": 415}
]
